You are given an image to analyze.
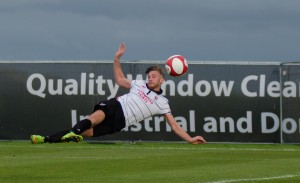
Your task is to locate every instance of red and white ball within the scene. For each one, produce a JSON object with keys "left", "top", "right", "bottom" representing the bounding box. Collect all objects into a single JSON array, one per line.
[{"left": 165, "top": 55, "right": 188, "bottom": 76}]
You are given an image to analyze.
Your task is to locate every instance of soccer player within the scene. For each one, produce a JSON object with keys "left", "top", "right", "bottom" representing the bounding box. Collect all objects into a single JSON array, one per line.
[{"left": 31, "top": 43, "right": 206, "bottom": 145}]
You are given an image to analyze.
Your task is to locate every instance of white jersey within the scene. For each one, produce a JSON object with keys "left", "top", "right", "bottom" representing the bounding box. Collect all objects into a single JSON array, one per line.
[{"left": 117, "top": 80, "right": 171, "bottom": 127}]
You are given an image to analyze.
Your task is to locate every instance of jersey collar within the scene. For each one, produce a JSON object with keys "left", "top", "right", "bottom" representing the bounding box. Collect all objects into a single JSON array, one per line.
[{"left": 146, "top": 84, "right": 163, "bottom": 95}]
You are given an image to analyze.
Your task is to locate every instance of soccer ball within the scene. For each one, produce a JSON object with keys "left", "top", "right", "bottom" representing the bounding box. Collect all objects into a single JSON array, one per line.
[{"left": 165, "top": 55, "right": 188, "bottom": 76}]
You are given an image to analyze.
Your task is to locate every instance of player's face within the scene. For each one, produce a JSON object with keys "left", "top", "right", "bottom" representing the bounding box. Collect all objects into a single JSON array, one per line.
[{"left": 147, "top": 71, "right": 164, "bottom": 91}]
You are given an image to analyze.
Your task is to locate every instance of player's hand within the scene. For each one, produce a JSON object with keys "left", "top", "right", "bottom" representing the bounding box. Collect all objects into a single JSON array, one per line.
[
  {"left": 190, "top": 136, "right": 206, "bottom": 144},
  {"left": 114, "top": 43, "right": 126, "bottom": 59}
]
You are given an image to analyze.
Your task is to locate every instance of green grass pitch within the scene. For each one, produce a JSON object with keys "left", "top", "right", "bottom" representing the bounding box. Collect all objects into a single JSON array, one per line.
[{"left": 0, "top": 141, "right": 300, "bottom": 183}]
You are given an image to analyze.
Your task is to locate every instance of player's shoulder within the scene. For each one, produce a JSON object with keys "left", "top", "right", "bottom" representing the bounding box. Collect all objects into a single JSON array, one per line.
[{"left": 157, "top": 94, "right": 169, "bottom": 103}]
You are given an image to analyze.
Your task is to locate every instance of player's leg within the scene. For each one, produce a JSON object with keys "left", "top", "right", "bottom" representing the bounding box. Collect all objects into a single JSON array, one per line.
[
  {"left": 72, "top": 110, "right": 105, "bottom": 134},
  {"left": 31, "top": 130, "right": 69, "bottom": 144},
  {"left": 62, "top": 110, "right": 106, "bottom": 142},
  {"left": 81, "top": 128, "right": 93, "bottom": 137},
  {"left": 46, "top": 130, "right": 70, "bottom": 143},
  {"left": 31, "top": 110, "right": 105, "bottom": 144}
]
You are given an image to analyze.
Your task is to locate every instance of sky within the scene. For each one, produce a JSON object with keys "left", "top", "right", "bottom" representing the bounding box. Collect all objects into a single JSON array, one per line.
[{"left": 0, "top": 0, "right": 300, "bottom": 62}]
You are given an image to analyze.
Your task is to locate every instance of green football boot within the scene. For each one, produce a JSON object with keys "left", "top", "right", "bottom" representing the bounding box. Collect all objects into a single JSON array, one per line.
[
  {"left": 31, "top": 135, "right": 45, "bottom": 144},
  {"left": 61, "top": 132, "right": 83, "bottom": 143}
]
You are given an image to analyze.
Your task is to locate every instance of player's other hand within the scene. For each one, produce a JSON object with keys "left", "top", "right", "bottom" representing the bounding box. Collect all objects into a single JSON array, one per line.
[
  {"left": 190, "top": 136, "right": 206, "bottom": 144},
  {"left": 115, "top": 43, "right": 126, "bottom": 59}
]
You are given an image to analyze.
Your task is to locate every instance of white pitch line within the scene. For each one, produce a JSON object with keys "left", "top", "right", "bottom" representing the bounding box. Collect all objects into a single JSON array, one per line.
[
  {"left": 0, "top": 156, "right": 138, "bottom": 159},
  {"left": 205, "top": 174, "right": 299, "bottom": 183},
  {"left": 0, "top": 144, "right": 299, "bottom": 152}
]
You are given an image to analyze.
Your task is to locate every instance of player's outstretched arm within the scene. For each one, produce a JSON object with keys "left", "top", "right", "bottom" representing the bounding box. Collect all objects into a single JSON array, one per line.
[
  {"left": 164, "top": 113, "right": 206, "bottom": 144},
  {"left": 114, "top": 43, "right": 131, "bottom": 89}
]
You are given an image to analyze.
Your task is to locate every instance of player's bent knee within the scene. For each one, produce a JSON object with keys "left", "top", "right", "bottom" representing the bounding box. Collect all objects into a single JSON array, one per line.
[{"left": 88, "top": 110, "right": 106, "bottom": 126}]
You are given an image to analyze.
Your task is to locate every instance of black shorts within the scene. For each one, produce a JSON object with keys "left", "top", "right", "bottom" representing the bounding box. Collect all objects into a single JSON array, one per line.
[{"left": 92, "top": 98, "right": 125, "bottom": 137}]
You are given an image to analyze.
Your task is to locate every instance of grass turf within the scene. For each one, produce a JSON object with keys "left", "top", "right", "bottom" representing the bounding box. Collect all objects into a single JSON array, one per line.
[{"left": 0, "top": 141, "right": 300, "bottom": 183}]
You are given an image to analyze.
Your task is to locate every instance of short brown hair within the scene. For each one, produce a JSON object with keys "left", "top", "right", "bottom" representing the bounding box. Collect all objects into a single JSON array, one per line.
[{"left": 145, "top": 65, "right": 165, "bottom": 77}]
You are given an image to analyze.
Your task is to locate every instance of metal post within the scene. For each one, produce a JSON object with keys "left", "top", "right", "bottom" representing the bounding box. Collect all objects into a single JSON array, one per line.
[{"left": 279, "top": 64, "right": 283, "bottom": 144}]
